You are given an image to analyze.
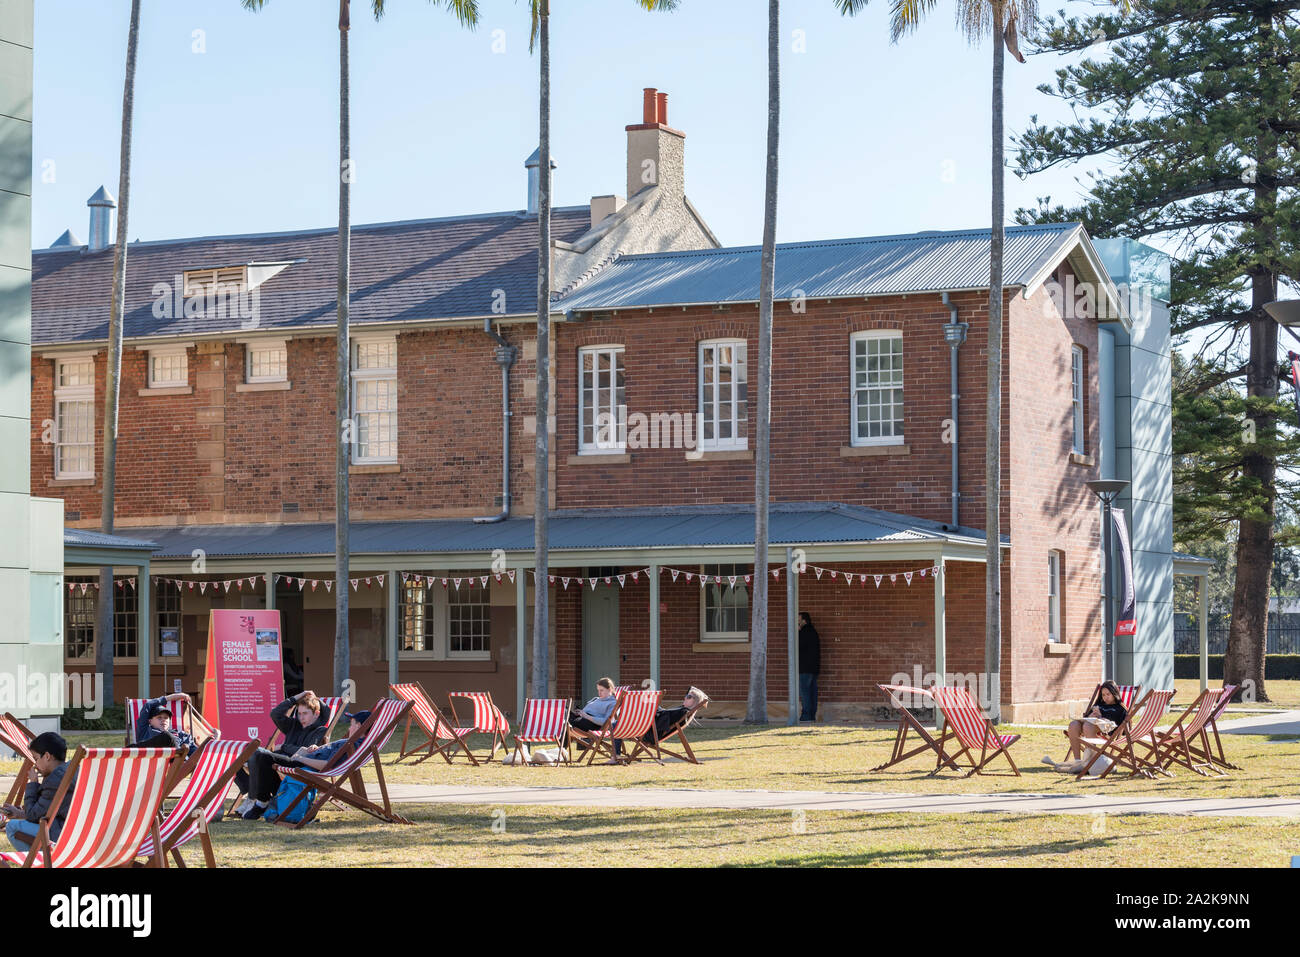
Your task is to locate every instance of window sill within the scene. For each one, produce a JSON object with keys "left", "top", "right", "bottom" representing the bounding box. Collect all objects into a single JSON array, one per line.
[
  {"left": 138, "top": 386, "right": 193, "bottom": 397},
  {"left": 48, "top": 477, "right": 95, "bottom": 487},
  {"left": 841, "top": 443, "right": 910, "bottom": 457},
  {"left": 1045, "top": 642, "right": 1071, "bottom": 656},
  {"left": 1069, "top": 452, "right": 1095, "bottom": 467},
  {"left": 236, "top": 381, "right": 292, "bottom": 393},
  {"left": 350, "top": 463, "right": 400, "bottom": 474},
  {"left": 567, "top": 452, "right": 631, "bottom": 465},
  {"left": 692, "top": 641, "right": 751, "bottom": 653},
  {"left": 685, "top": 449, "right": 753, "bottom": 463},
  {"left": 374, "top": 659, "right": 496, "bottom": 673}
]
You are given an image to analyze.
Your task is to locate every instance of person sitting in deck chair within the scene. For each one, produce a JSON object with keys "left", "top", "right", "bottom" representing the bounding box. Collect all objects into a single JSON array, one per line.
[
  {"left": 286, "top": 710, "right": 370, "bottom": 772},
  {"left": 233, "top": 690, "right": 331, "bottom": 820},
  {"left": 642, "top": 687, "right": 709, "bottom": 744},
  {"left": 133, "top": 692, "right": 199, "bottom": 755},
  {"left": 1, "top": 732, "right": 76, "bottom": 851},
  {"left": 569, "top": 677, "right": 618, "bottom": 747},
  {"left": 1061, "top": 680, "right": 1128, "bottom": 761}
]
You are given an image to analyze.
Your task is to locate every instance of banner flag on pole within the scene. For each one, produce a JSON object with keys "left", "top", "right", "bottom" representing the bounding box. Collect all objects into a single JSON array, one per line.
[{"left": 1113, "top": 508, "right": 1137, "bottom": 637}]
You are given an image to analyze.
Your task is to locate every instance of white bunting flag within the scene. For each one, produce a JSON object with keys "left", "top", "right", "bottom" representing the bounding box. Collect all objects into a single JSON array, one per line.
[
  {"left": 223, "top": 581, "right": 232, "bottom": 593},
  {"left": 843, "top": 574, "right": 854, "bottom": 588},
  {"left": 904, "top": 572, "right": 913, "bottom": 585},
  {"left": 617, "top": 575, "right": 626, "bottom": 587},
  {"left": 590, "top": 579, "right": 598, "bottom": 591},
  {"left": 874, "top": 575, "right": 882, "bottom": 587},
  {"left": 671, "top": 569, "right": 680, "bottom": 582},
  {"left": 728, "top": 575, "right": 737, "bottom": 588},
  {"left": 377, "top": 575, "right": 385, "bottom": 587},
  {"left": 562, "top": 577, "right": 570, "bottom": 589},
  {"left": 200, "top": 581, "right": 210, "bottom": 594},
  {"left": 451, "top": 578, "right": 461, "bottom": 590},
  {"left": 815, "top": 567, "right": 824, "bottom": 580},
  {"left": 325, "top": 579, "right": 333, "bottom": 592},
  {"left": 699, "top": 576, "right": 707, "bottom": 588},
  {"left": 890, "top": 574, "right": 897, "bottom": 584},
  {"left": 507, "top": 570, "right": 515, "bottom": 583}
]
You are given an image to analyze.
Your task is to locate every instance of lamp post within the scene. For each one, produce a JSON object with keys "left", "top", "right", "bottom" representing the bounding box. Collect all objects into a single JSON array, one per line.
[
  {"left": 1262, "top": 300, "right": 1300, "bottom": 327},
  {"left": 1087, "top": 478, "right": 1130, "bottom": 681}
]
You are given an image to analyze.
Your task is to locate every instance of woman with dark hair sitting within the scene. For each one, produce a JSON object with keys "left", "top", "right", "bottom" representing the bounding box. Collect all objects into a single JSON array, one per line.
[{"left": 1042, "top": 680, "right": 1128, "bottom": 776}]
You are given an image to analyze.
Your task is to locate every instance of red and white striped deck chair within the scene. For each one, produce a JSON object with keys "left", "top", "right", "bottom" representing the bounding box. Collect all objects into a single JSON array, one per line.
[
  {"left": 869, "top": 685, "right": 946, "bottom": 773},
  {"left": 390, "top": 682, "right": 478, "bottom": 766},
  {"left": 134, "top": 738, "right": 259, "bottom": 868},
  {"left": 125, "top": 696, "right": 220, "bottom": 748},
  {"left": 929, "top": 685, "right": 1021, "bottom": 777},
  {"left": 272, "top": 698, "right": 414, "bottom": 829},
  {"left": 1075, "top": 689, "right": 1175, "bottom": 780},
  {"left": 448, "top": 691, "right": 511, "bottom": 762},
  {"left": 1186, "top": 684, "right": 1242, "bottom": 772},
  {"left": 265, "top": 695, "right": 347, "bottom": 751},
  {"left": 513, "top": 698, "right": 572, "bottom": 765},
  {"left": 0, "top": 746, "right": 180, "bottom": 869},
  {"left": 627, "top": 695, "right": 707, "bottom": 765},
  {"left": 0, "top": 712, "right": 37, "bottom": 806},
  {"left": 580, "top": 689, "right": 662, "bottom": 765},
  {"left": 1152, "top": 687, "right": 1234, "bottom": 777}
]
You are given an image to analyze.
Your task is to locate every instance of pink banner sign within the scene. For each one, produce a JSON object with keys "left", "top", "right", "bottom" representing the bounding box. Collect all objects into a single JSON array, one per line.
[{"left": 202, "top": 609, "right": 287, "bottom": 745}]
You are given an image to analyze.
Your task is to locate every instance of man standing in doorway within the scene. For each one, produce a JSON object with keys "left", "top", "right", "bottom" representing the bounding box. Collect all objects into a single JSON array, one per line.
[{"left": 798, "top": 611, "right": 820, "bottom": 722}]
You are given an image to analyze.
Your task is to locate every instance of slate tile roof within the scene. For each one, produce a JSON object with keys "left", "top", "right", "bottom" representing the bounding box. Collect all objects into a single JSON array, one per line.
[{"left": 32, "top": 207, "right": 592, "bottom": 345}]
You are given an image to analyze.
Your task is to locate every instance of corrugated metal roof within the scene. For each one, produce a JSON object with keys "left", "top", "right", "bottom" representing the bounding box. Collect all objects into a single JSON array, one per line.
[
  {"left": 556, "top": 223, "right": 1083, "bottom": 312},
  {"left": 120, "top": 502, "right": 987, "bottom": 561},
  {"left": 64, "top": 528, "right": 159, "bottom": 551}
]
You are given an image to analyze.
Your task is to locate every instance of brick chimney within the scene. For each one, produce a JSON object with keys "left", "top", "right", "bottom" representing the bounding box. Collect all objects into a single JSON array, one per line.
[{"left": 625, "top": 87, "right": 685, "bottom": 200}]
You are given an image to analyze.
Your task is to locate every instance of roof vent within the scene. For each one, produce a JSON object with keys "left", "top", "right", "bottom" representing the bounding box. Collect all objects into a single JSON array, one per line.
[
  {"left": 87, "top": 185, "right": 116, "bottom": 253},
  {"left": 50, "top": 229, "right": 84, "bottom": 249},
  {"left": 525, "top": 148, "right": 557, "bottom": 216}
]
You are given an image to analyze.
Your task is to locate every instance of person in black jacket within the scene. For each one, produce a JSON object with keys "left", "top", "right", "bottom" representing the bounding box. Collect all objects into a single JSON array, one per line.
[
  {"left": 232, "top": 691, "right": 331, "bottom": 820},
  {"left": 132, "top": 692, "right": 198, "bottom": 755},
  {"left": 798, "top": 612, "right": 821, "bottom": 722},
  {"left": 2, "top": 732, "right": 76, "bottom": 851}
]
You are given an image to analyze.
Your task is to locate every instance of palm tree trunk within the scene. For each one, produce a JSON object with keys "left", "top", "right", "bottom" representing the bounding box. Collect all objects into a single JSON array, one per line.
[
  {"left": 532, "top": 3, "right": 552, "bottom": 698},
  {"left": 334, "top": 0, "right": 352, "bottom": 697},
  {"left": 984, "top": 4, "right": 1005, "bottom": 721},
  {"left": 746, "top": 0, "right": 780, "bottom": 724},
  {"left": 95, "top": 0, "right": 141, "bottom": 704}
]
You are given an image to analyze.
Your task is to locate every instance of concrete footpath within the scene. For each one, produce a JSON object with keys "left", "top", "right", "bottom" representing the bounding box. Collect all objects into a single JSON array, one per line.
[{"left": 378, "top": 782, "right": 1300, "bottom": 819}]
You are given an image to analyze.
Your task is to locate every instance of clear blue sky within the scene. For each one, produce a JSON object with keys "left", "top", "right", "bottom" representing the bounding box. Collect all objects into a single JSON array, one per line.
[{"left": 33, "top": 0, "right": 1101, "bottom": 250}]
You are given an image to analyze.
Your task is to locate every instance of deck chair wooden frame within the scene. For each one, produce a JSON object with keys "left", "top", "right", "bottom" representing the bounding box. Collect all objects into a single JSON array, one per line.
[
  {"left": 125, "top": 696, "right": 221, "bottom": 748},
  {"left": 627, "top": 698, "right": 707, "bottom": 764},
  {"left": 390, "top": 682, "right": 479, "bottom": 766},
  {"left": 135, "top": 738, "right": 259, "bottom": 868},
  {"left": 0, "top": 745, "right": 180, "bottom": 869},
  {"left": 1074, "top": 689, "right": 1175, "bottom": 780},
  {"left": 0, "top": 712, "right": 37, "bottom": 806},
  {"left": 869, "top": 685, "right": 951, "bottom": 773},
  {"left": 272, "top": 698, "right": 414, "bottom": 829},
  {"left": 448, "top": 691, "right": 510, "bottom": 763},
  {"left": 1185, "top": 684, "right": 1241, "bottom": 772},
  {"left": 1152, "top": 688, "right": 1232, "bottom": 777},
  {"left": 512, "top": 698, "right": 572, "bottom": 765},
  {"left": 577, "top": 689, "right": 662, "bottom": 765},
  {"left": 929, "top": 685, "right": 1021, "bottom": 777}
]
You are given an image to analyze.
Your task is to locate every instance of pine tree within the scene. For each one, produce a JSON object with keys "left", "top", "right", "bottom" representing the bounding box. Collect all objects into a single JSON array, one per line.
[{"left": 1015, "top": 0, "right": 1300, "bottom": 701}]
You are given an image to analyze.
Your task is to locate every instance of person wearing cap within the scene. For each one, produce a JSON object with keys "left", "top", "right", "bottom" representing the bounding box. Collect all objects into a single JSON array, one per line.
[
  {"left": 286, "top": 709, "right": 370, "bottom": 772},
  {"left": 2, "top": 732, "right": 77, "bottom": 851},
  {"left": 133, "top": 692, "right": 198, "bottom": 755}
]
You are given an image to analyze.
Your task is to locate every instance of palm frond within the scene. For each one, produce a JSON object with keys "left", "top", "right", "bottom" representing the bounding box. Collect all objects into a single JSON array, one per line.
[
  {"left": 887, "top": 0, "right": 940, "bottom": 42},
  {"left": 240, "top": 0, "right": 268, "bottom": 10},
  {"left": 834, "top": 0, "right": 874, "bottom": 14},
  {"left": 437, "top": 0, "right": 480, "bottom": 27},
  {"left": 636, "top": 0, "right": 680, "bottom": 9}
]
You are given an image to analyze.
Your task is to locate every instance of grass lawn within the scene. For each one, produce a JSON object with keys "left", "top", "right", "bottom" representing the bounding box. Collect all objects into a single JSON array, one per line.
[{"left": 194, "top": 804, "right": 1300, "bottom": 868}]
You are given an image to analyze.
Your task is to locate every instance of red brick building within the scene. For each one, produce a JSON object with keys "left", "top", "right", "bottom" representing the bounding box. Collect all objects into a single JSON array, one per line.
[{"left": 31, "top": 93, "right": 1138, "bottom": 723}]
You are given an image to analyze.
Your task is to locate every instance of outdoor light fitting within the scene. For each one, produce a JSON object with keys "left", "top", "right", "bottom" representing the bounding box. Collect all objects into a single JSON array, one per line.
[{"left": 1263, "top": 299, "right": 1300, "bottom": 326}]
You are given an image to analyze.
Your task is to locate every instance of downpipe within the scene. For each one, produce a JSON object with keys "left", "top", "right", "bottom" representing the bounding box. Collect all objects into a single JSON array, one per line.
[{"left": 474, "top": 318, "right": 517, "bottom": 524}]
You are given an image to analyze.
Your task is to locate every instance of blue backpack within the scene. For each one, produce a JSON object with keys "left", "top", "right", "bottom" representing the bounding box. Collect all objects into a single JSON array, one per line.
[{"left": 266, "top": 776, "right": 317, "bottom": 824}]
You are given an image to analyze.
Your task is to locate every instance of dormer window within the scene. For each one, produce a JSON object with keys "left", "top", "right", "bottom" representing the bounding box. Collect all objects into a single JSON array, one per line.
[{"left": 183, "top": 267, "right": 246, "bottom": 298}]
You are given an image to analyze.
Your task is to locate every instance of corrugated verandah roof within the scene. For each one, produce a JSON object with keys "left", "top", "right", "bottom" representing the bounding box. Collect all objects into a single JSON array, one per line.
[
  {"left": 555, "top": 222, "right": 1083, "bottom": 312},
  {"left": 32, "top": 207, "right": 593, "bottom": 346},
  {"left": 106, "top": 502, "right": 989, "bottom": 561}
]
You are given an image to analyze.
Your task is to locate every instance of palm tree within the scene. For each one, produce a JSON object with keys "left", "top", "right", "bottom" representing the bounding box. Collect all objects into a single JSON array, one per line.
[
  {"left": 525, "top": 0, "right": 677, "bottom": 701},
  {"left": 95, "top": 0, "right": 142, "bottom": 705},
  {"left": 747, "top": 0, "right": 780, "bottom": 724},
  {"left": 243, "top": 0, "right": 479, "bottom": 697},
  {"left": 837, "top": 0, "right": 1038, "bottom": 721}
]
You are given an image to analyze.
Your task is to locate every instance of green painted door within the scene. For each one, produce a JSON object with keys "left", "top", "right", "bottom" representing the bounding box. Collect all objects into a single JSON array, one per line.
[{"left": 582, "top": 583, "right": 619, "bottom": 695}]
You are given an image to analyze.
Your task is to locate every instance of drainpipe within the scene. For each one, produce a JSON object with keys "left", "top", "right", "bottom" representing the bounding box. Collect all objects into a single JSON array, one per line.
[
  {"left": 474, "top": 319, "right": 517, "bottom": 524},
  {"left": 941, "top": 292, "right": 968, "bottom": 529}
]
